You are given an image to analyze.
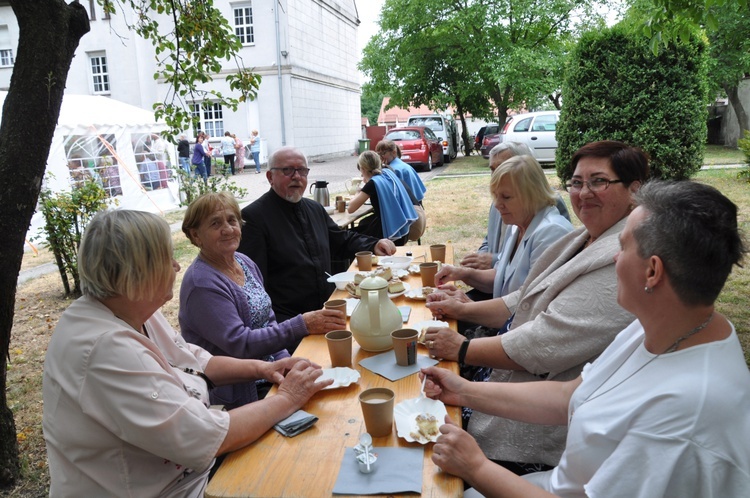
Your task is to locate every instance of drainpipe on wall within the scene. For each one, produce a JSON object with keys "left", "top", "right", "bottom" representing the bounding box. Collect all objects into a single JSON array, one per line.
[{"left": 274, "top": 0, "right": 286, "bottom": 145}]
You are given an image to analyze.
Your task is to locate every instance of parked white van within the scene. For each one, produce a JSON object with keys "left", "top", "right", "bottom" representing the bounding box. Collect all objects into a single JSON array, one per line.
[{"left": 406, "top": 114, "right": 459, "bottom": 163}]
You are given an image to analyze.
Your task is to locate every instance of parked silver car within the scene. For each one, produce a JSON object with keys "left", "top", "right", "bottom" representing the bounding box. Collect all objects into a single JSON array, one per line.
[{"left": 481, "top": 111, "right": 560, "bottom": 163}]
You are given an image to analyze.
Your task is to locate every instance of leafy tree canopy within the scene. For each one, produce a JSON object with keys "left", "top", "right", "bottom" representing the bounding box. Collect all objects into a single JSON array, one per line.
[{"left": 360, "top": 0, "right": 606, "bottom": 124}]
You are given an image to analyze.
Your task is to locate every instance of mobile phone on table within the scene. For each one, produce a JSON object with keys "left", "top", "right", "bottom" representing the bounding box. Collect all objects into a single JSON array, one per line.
[{"left": 398, "top": 305, "right": 411, "bottom": 323}]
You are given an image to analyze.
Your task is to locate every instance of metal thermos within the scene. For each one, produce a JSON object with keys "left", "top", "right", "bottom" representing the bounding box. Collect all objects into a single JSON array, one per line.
[{"left": 310, "top": 180, "right": 330, "bottom": 206}]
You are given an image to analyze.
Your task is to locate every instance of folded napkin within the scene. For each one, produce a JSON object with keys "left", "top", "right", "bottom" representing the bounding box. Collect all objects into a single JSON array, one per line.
[
  {"left": 359, "top": 351, "right": 438, "bottom": 382},
  {"left": 273, "top": 409, "right": 318, "bottom": 437},
  {"left": 333, "top": 446, "right": 423, "bottom": 495}
]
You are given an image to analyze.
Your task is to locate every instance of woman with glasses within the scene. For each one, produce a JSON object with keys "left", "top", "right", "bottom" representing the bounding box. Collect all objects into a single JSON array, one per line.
[
  {"left": 422, "top": 180, "right": 749, "bottom": 496},
  {"left": 179, "top": 192, "right": 347, "bottom": 406},
  {"left": 347, "top": 150, "right": 418, "bottom": 246},
  {"left": 423, "top": 140, "right": 650, "bottom": 475}
]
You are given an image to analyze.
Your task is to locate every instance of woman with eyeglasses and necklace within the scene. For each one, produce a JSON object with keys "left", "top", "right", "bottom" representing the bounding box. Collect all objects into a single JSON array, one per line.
[
  {"left": 423, "top": 140, "right": 650, "bottom": 475},
  {"left": 42, "top": 209, "right": 332, "bottom": 496},
  {"left": 422, "top": 180, "right": 750, "bottom": 496},
  {"left": 347, "top": 150, "right": 418, "bottom": 246}
]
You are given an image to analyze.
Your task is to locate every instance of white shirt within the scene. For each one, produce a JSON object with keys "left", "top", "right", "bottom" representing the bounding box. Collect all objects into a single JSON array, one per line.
[
  {"left": 43, "top": 296, "right": 230, "bottom": 497},
  {"left": 525, "top": 319, "right": 750, "bottom": 497}
]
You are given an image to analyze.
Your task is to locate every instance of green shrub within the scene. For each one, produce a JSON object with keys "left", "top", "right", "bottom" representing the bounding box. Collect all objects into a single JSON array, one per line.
[
  {"left": 737, "top": 130, "right": 750, "bottom": 182},
  {"left": 175, "top": 167, "right": 248, "bottom": 207},
  {"left": 35, "top": 178, "right": 110, "bottom": 296},
  {"left": 556, "top": 25, "right": 710, "bottom": 182}
]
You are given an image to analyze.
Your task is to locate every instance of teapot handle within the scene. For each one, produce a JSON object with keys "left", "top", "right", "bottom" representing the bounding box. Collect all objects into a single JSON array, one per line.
[
  {"left": 367, "top": 290, "right": 380, "bottom": 331},
  {"left": 309, "top": 184, "right": 314, "bottom": 195}
]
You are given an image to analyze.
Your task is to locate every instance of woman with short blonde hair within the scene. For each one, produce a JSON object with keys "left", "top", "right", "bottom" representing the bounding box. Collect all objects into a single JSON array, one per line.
[{"left": 43, "top": 209, "right": 331, "bottom": 496}]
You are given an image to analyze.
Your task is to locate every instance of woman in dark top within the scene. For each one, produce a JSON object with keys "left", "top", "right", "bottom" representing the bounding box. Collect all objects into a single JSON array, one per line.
[{"left": 348, "top": 150, "right": 418, "bottom": 246}]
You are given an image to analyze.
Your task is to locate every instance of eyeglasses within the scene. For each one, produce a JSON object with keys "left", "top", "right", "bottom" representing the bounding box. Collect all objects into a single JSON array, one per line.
[
  {"left": 270, "top": 167, "right": 310, "bottom": 177},
  {"left": 565, "top": 178, "right": 623, "bottom": 193}
]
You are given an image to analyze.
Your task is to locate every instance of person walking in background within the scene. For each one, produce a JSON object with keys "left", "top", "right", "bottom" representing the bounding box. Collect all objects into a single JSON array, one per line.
[
  {"left": 204, "top": 134, "right": 213, "bottom": 176},
  {"left": 177, "top": 134, "right": 191, "bottom": 174},
  {"left": 250, "top": 129, "right": 261, "bottom": 173},
  {"left": 233, "top": 133, "right": 245, "bottom": 174},
  {"left": 192, "top": 134, "right": 209, "bottom": 183},
  {"left": 221, "top": 131, "right": 236, "bottom": 175}
]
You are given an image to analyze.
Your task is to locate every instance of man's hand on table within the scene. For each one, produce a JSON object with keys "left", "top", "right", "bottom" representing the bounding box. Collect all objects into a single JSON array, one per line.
[
  {"left": 373, "top": 239, "right": 397, "bottom": 256},
  {"left": 303, "top": 309, "right": 346, "bottom": 334}
]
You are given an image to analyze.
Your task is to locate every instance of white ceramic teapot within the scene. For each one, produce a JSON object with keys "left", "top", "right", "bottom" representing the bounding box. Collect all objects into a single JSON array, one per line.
[
  {"left": 350, "top": 276, "right": 402, "bottom": 352},
  {"left": 345, "top": 177, "right": 363, "bottom": 196}
]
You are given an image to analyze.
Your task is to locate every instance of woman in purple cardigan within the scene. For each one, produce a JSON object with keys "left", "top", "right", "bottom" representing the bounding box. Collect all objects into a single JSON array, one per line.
[{"left": 179, "top": 192, "right": 346, "bottom": 408}]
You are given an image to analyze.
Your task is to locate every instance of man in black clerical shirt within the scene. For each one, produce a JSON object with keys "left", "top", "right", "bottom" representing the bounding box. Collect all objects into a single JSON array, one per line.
[{"left": 238, "top": 146, "right": 397, "bottom": 323}]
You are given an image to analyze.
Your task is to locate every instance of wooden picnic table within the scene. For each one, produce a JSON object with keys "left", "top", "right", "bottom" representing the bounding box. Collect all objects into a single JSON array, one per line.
[
  {"left": 205, "top": 245, "right": 462, "bottom": 497},
  {"left": 329, "top": 202, "right": 373, "bottom": 230}
]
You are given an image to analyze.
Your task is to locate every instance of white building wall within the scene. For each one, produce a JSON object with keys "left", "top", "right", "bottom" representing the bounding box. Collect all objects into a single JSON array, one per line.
[{"left": 0, "top": 0, "right": 362, "bottom": 160}]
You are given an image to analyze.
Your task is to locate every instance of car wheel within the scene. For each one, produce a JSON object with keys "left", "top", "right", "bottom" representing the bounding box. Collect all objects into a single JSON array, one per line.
[
  {"left": 444, "top": 154, "right": 451, "bottom": 164},
  {"left": 436, "top": 152, "right": 444, "bottom": 167},
  {"left": 424, "top": 154, "right": 433, "bottom": 172}
]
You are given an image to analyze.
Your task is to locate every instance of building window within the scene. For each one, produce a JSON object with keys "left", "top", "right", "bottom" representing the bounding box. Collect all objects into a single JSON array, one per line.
[
  {"left": 0, "top": 49, "right": 13, "bottom": 67},
  {"left": 89, "top": 53, "right": 110, "bottom": 94},
  {"left": 87, "top": 0, "right": 97, "bottom": 20},
  {"left": 191, "top": 102, "right": 224, "bottom": 138},
  {"left": 234, "top": 4, "right": 254, "bottom": 45},
  {"left": 0, "top": 25, "right": 13, "bottom": 67}
]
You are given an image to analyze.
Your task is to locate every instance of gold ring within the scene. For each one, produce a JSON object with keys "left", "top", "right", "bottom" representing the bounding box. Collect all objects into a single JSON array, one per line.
[{"left": 427, "top": 340, "right": 434, "bottom": 349}]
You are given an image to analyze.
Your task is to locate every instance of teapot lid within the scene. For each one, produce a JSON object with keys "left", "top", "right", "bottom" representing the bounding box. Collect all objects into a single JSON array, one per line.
[
  {"left": 359, "top": 276, "right": 388, "bottom": 290},
  {"left": 314, "top": 180, "right": 329, "bottom": 187}
]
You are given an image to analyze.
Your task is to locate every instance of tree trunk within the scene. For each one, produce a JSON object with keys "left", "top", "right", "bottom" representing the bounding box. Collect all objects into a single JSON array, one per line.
[
  {"left": 454, "top": 96, "right": 472, "bottom": 156},
  {"left": 0, "top": 0, "right": 89, "bottom": 488},
  {"left": 724, "top": 83, "right": 750, "bottom": 147}
]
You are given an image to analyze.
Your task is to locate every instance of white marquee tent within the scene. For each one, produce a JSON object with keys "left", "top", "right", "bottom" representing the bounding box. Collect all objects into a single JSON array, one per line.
[{"left": 0, "top": 92, "right": 182, "bottom": 245}]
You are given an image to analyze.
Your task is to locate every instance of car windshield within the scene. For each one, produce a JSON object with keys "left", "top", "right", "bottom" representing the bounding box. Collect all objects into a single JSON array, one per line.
[
  {"left": 386, "top": 130, "right": 421, "bottom": 141},
  {"left": 408, "top": 117, "right": 444, "bottom": 131}
]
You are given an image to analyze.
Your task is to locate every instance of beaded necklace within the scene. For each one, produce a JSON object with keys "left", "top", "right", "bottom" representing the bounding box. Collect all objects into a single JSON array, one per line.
[{"left": 571, "top": 313, "right": 714, "bottom": 421}]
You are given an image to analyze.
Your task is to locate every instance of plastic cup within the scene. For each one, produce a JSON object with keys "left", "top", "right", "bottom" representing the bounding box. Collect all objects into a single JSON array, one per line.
[
  {"left": 359, "top": 387, "right": 395, "bottom": 437},
  {"left": 391, "top": 328, "right": 418, "bottom": 366},
  {"left": 420, "top": 262, "right": 439, "bottom": 288},
  {"left": 325, "top": 330, "right": 353, "bottom": 368},
  {"left": 356, "top": 251, "right": 373, "bottom": 271},
  {"left": 430, "top": 244, "right": 446, "bottom": 263}
]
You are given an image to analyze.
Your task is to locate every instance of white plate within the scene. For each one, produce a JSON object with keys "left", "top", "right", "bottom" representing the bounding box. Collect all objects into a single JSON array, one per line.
[
  {"left": 346, "top": 281, "right": 410, "bottom": 299},
  {"left": 315, "top": 367, "right": 360, "bottom": 389},
  {"left": 404, "top": 286, "right": 436, "bottom": 300},
  {"left": 394, "top": 397, "right": 448, "bottom": 444},
  {"left": 412, "top": 320, "right": 450, "bottom": 344}
]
